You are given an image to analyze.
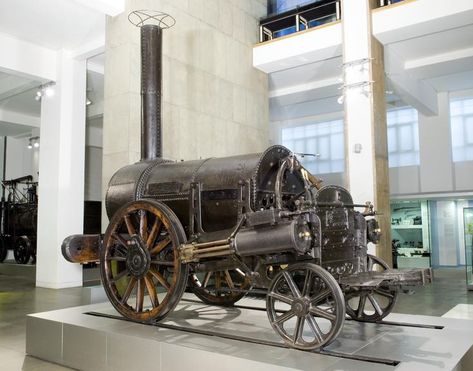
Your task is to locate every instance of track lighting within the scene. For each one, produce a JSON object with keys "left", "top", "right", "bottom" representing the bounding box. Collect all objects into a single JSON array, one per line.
[
  {"left": 27, "top": 137, "right": 40, "bottom": 149},
  {"left": 34, "top": 82, "right": 55, "bottom": 102}
]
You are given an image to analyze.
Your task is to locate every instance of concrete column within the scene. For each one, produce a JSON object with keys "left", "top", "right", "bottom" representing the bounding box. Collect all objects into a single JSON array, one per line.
[
  {"left": 342, "top": 0, "right": 392, "bottom": 265},
  {"left": 36, "top": 52, "right": 86, "bottom": 288},
  {"left": 102, "top": 0, "right": 269, "bottom": 228}
]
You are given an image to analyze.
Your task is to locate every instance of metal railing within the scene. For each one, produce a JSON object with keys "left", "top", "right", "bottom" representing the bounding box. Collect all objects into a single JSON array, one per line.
[
  {"left": 379, "top": 0, "right": 406, "bottom": 7},
  {"left": 259, "top": 0, "right": 341, "bottom": 43}
]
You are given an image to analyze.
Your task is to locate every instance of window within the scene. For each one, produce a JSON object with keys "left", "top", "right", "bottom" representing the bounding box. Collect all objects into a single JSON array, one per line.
[
  {"left": 281, "top": 119, "right": 344, "bottom": 174},
  {"left": 450, "top": 97, "right": 473, "bottom": 162},
  {"left": 268, "top": 0, "right": 317, "bottom": 15},
  {"left": 387, "top": 107, "right": 420, "bottom": 167}
]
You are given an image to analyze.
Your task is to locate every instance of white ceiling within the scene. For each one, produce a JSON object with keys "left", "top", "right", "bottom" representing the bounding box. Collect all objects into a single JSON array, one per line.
[
  {"left": 388, "top": 24, "right": 473, "bottom": 61},
  {"left": 269, "top": 20, "right": 473, "bottom": 121},
  {"left": 0, "top": 0, "right": 106, "bottom": 136},
  {"left": 0, "top": 0, "right": 105, "bottom": 51}
]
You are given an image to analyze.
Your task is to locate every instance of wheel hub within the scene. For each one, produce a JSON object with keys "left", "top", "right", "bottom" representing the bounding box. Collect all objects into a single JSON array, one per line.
[
  {"left": 291, "top": 297, "right": 310, "bottom": 317},
  {"left": 126, "top": 236, "right": 150, "bottom": 279}
]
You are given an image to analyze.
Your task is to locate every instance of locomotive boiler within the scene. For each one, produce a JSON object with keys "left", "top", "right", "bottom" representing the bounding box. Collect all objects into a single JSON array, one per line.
[{"left": 62, "top": 11, "right": 432, "bottom": 350}]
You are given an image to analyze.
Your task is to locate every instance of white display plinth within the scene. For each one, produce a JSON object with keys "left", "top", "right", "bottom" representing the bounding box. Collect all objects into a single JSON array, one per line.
[{"left": 26, "top": 294, "right": 473, "bottom": 371}]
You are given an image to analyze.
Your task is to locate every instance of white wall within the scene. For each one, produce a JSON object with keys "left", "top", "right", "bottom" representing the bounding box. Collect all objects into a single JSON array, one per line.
[
  {"left": 270, "top": 111, "right": 345, "bottom": 186},
  {"left": 84, "top": 117, "right": 103, "bottom": 201},
  {"left": 0, "top": 136, "right": 35, "bottom": 197},
  {"left": 390, "top": 91, "right": 473, "bottom": 197}
]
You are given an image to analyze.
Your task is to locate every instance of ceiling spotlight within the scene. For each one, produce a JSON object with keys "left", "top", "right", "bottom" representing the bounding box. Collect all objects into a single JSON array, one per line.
[
  {"left": 27, "top": 136, "right": 40, "bottom": 149},
  {"left": 385, "top": 90, "right": 394, "bottom": 95},
  {"left": 86, "top": 98, "right": 92, "bottom": 106},
  {"left": 337, "top": 95, "right": 344, "bottom": 105},
  {"left": 44, "top": 86, "right": 55, "bottom": 97},
  {"left": 33, "top": 82, "right": 56, "bottom": 102}
]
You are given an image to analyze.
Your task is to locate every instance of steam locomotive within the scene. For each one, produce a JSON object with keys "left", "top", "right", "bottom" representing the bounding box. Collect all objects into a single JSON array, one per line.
[
  {"left": 0, "top": 175, "right": 37, "bottom": 264},
  {"left": 62, "top": 12, "right": 432, "bottom": 350}
]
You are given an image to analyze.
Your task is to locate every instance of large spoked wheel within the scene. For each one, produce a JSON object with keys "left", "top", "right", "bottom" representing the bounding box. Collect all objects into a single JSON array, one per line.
[
  {"left": 345, "top": 254, "right": 398, "bottom": 322},
  {"left": 189, "top": 269, "right": 251, "bottom": 306},
  {"left": 266, "top": 263, "right": 345, "bottom": 350},
  {"left": 14, "top": 236, "right": 32, "bottom": 264},
  {"left": 101, "top": 200, "right": 189, "bottom": 322}
]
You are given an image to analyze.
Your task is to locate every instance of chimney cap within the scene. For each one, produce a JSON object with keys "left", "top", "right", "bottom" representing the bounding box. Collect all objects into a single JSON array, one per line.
[{"left": 128, "top": 10, "right": 175, "bottom": 29}]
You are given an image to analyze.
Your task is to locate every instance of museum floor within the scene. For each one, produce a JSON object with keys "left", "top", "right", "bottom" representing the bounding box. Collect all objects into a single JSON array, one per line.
[{"left": 0, "top": 266, "right": 472, "bottom": 371}]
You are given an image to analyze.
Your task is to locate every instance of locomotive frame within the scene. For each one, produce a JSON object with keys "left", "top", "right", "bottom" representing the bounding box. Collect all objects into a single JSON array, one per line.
[
  {"left": 62, "top": 10, "right": 432, "bottom": 351},
  {"left": 0, "top": 175, "right": 38, "bottom": 264}
]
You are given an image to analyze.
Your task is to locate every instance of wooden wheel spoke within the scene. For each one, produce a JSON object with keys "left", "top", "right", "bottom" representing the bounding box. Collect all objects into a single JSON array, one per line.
[
  {"left": 375, "top": 288, "right": 394, "bottom": 299},
  {"left": 136, "top": 279, "right": 145, "bottom": 312},
  {"left": 120, "top": 277, "right": 137, "bottom": 304},
  {"left": 224, "top": 270, "right": 235, "bottom": 289},
  {"left": 149, "top": 268, "right": 170, "bottom": 291},
  {"left": 215, "top": 272, "right": 222, "bottom": 292},
  {"left": 273, "top": 309, "right": 296, "bottom": 325},
  {"left": 139, "top": 210, "right": 148, "bottom": 241},
  {"left": 146, "top": 219, "right": 162, "bottom": 248},
  {"left": 149, "top": 237, "right": 171, "bottom": 256},
  {"left": 267, "top": 291, "right": 294, "bottom": 305},
  {"left": 367, "top": 293, "right": 384, "bottom": 315},
  {"left": 202, "top": 272, "right": 212, "bottom": 288},
  {"left": 357, "top": 292, "right": 368, "bottom": 317},
  {"left": 310, "top": 289, "right": 331, "bottom": 306},
  {"left": 282, "top": 271, "right": 302, "bottom": 298},
  {"left": 144, "top": 275, "right": 159, "bottom": 308},
  {"left": 124, "top": 215, "right": 136, "bottom": 235},
  {"left": 306, "top": 315, "right": 324, "bottom": 342},
  {"left": 294, "top": 316, "right": 305, "bottom": 344},
  {"left": 112, "top": 233, "right": 129, "bottom": 250},
  {"left": 111, "top": 269, "right": 129, "bottom": 283},
  {"left": 309, "top": 307, "right": 336, "bottom": 322}
]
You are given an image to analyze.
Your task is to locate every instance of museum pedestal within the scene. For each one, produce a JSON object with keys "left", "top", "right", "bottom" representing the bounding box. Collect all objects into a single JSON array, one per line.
[{"left": 26, "top": 294, "right": 473, "bottom": 371}]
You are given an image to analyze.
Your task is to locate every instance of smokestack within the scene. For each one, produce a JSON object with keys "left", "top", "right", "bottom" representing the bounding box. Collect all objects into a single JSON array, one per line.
[
  {"left": 128, "top": 11, "right": 175, "bottom": 161},
  {"left": 140, "top": 25, "right": 162, "bottom": 160}
]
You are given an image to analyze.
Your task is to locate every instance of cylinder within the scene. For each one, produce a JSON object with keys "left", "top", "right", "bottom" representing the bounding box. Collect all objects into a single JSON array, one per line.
[
  {"left": 233, "top": 218, "right": 311, "bottom": 256},
  {"left": 141, "top": 24, "right": 163, "bottom": 161}
]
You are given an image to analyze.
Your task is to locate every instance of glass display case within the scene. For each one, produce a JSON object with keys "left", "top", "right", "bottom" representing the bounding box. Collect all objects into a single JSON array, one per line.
[
  {"left": 464, "top": 208, "right": 473, "bottom": 290},
  {"left": 391, "top": 200, "right": 431, "bottom": 269}
]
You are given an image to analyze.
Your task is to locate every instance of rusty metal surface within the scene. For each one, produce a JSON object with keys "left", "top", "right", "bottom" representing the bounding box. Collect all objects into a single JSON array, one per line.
[{"left": 61, "top": 234, "right": 102, "bottom": 263}]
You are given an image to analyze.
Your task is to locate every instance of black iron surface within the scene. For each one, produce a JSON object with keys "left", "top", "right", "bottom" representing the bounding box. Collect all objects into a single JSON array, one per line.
[{"left": 141, "top": 24, "right": 163, "bottom": 161}]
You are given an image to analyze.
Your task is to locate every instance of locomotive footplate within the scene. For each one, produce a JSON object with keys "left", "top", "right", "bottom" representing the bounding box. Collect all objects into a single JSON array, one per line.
[{"left": 339, "top": 267, "right": 433, "bottom": 289}]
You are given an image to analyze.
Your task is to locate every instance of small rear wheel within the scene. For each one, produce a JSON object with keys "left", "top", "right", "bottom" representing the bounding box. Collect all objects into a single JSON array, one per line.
[
  {"left": 14, "top": 236, "right": 32, "bottom": 264},
  {"left": 266, "top": 262, "right": 345, "bottom": 350},
  {"left": 189, "top": 269, "right": 251, "bottom": 306},
  {"left": 345, "top": 254, "right": 398, "bottom": 322}
]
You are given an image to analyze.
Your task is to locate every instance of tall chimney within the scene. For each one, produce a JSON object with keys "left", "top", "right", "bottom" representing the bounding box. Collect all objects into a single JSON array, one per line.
[
  {"left": 140, "top": 25, "right": 162, "bottom": 160},
  {"left": 129, "top": 11, "right": 175, "bottom": 161}
]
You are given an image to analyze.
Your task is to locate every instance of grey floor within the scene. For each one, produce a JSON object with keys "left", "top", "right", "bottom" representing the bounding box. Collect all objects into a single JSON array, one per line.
[{"left": 0, "top": 263, "right": 472, "bottom": 371}]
